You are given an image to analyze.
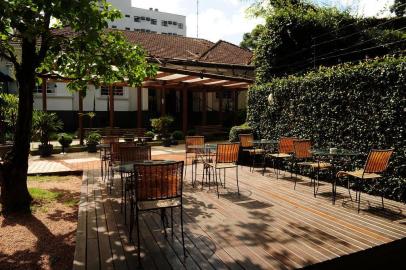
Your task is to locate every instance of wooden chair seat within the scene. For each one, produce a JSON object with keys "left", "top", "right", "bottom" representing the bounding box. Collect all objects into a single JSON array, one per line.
[
  {"left": 298, "top": 161, "right": 332, "bottom": 169},
  {"left": 244, "top": 148, "right": 265, "bottom": 155},
  {"left": 206, "top": 162, "right": 238, "bottom": 169},
  {"left": 337, "top": 169, "right": 382, "bottom": 179},
  {"left": 137, "top": 198, "right": 181, "bottom": 210},
  {"left": 269, "top": 153, "right": 291, "bottom": 158}
]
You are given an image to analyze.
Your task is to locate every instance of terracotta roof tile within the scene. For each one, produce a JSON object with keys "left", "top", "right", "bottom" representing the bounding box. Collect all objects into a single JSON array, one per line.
[{"left": 199, "top": 40, "right": 253, "bottom": 65}]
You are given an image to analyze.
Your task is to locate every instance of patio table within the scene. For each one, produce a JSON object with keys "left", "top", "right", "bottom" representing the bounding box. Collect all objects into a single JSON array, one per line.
[
  {"left": 187, "top": 144, "right": 217, "bottom": 187},
  {"left": 310, "top": 148, "right": 362, "bottom": 204}
]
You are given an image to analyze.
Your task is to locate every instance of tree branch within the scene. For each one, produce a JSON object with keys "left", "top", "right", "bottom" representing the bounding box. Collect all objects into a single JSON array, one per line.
[{"left": 36, "top": 12, "right": 52, "bottom": 65}]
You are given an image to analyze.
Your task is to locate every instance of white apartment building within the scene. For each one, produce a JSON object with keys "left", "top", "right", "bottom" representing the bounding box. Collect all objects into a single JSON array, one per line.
[{"left": 107, "top": 0, "right": 186, "bottom": 36}]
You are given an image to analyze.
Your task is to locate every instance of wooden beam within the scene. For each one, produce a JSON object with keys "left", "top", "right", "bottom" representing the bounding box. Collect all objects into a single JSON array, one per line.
[
  {"left": 163, "top": 75, "right": 198, "bottom": 83},
  {"left": 155, "top": 72, "right": 173, "bottom": 79},
  {"left": 137, "top": 87, "right": 142, "bottom": 128},
  {"left": 79, "top": 91, "right": 84, "bottom": 145},
  {"left": 42, "top": 79, "right": 47, "bottom": 111},
  {"left": 109, "top": 85, "right": 114, "bottom": 128},
  {"left": 182, "top": 88, "right": 188, "bottom": 134}
]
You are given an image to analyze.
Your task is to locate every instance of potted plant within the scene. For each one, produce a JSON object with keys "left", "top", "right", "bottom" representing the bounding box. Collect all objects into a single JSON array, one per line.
[
  {"left": 32, "top": 111, "right": 63, "bottom": 157},
  {"left": 171, "top": 130, "right": 184, "bottom": 145},
  {"left": 58, "top": 133, "right": 73, "bottom": 154},
  {"left": 86, "top": 132, "right": 101, "bottom": 153},
  {"left": 150, "top": 116, "right": 174, "bottom": 147}
]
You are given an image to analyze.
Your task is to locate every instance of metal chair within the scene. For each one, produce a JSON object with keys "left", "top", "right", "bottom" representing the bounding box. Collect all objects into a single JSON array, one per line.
[
  {"left": 267, "top": 137, "right": 298, "bottom": 179},
  {"left": 185, "top": 136, "right": 204, "bottom": 186},
  {"left": 118, "top": 145, "right": 151, "bottom": 222},
  {"left": 100, "top": 136, "right": 119, "bottom": 181},
  {"left": 130, "top": 161, "right": 186, "bottom": 264},
  {"left": 204, "top": 143, "right": 240, "bottom": 198},
  {"left": 107, "top": 141, "right": 135, "bottom": 192},
  {"left": 337, "top": 149, "right": 394, "bottom": 212},
  {"left": 239, "top": 134, "right": 265, "bottom": 172},
  {"left": 293, "top": 140, "right": 332, "bottom": 194}
]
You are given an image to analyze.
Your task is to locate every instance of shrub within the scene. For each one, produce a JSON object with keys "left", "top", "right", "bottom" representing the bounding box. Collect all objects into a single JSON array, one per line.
[
  {"left": 171, "top": 130, "right": 184, "bottom": 140},
  {"left": 57, "top": 133, "right": 73, "bottom": 147},
  {"left": 229, "top": 123, "right": 253, "bottom": 142},
  {"left": 144, "top": 131, "right": 154, "bottom": 138},
  {"left": 150, "top": 116, "right": 174, "bottom": 138},
  {"left": 86, "top": 132, "right": 101, "bottom": 145},
  {"left": 247, "top": 56, "right": 406, "bottom": 202},
  {"left": 32, "top": 111, "right": 63, "bottom": 145}
]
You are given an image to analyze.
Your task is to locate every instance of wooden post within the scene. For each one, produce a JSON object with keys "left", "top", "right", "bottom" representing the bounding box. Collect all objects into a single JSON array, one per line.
[
  {"left": 78, "top": 91, "right": 84, "bottom": 145},
  {"left": 109, "top": 84, "right": 114, "bottom": 128},
  {"left": 218, "top": 91, "right": 223, "bottom": 123},
  {"left": 137, "top": 87, "right": 142, "bottom": 128},
  {"left": 182, "top": 88, "right": 188, "bottom": 134},
  {"left": 160, "top": 88, "right": 166, "bottom": 116},
  {"left": 42, "top": 78, "right": 47, "bottom": 111},
  {"left": 202, "top": 88, "right": 207, "bottom": 125},
  {"left": 233, "top": 90, "right": 238, "bottom": 112}
]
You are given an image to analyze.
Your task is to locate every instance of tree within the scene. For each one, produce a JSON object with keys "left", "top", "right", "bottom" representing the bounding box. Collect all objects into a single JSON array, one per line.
[
  {"left": 240, "top": 24, "right": 265, "bottom": 51},
  {"left": 391, "top": 0, "right": 406, "bottom": 17},
  {"left": 0, "top": 0, "right": 156, "bottom": 213}
]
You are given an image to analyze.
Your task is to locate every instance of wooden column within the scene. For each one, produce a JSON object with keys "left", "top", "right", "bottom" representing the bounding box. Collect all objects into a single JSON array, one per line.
[
  {"left": 160, "top": 88, "right": 166, "bottom": 116},
  {"left": 202, "top": 88, "right": 207, "bottom": 125},
  {"left": 137, "top": 87, "right": 142, "bottom": 128},
  {"left": 109, "top": 84, "right": 114, "bottom": 128},
  {"left": 42, "top": 79, "right": 47, "bottom": 111},
  {"left": 182, "top": 88, "right": 188, "bottom": 134},
  {"left": 233, "top": 90, "right": 238, "bottom": 112},
  {"left": 78, "top": 91, "right": 84, "bottom": 145},
  {"left": 218, "top": 90, "right": 224, "bottom": 123}
]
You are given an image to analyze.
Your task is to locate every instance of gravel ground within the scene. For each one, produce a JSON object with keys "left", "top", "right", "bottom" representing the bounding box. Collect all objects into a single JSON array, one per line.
[{"left": 0, "top": 175, "right": 81, "bottom": 270}]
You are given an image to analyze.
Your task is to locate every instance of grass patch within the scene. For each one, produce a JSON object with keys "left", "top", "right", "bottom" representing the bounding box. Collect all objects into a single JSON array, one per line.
[{"left": 29, "top": 187, "right": 60, "bottom": 212}]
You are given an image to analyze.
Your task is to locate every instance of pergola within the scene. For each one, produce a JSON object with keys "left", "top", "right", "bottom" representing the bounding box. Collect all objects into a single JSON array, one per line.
[{"left": 39, "top": 58, "right": 254, "bottom": 143}]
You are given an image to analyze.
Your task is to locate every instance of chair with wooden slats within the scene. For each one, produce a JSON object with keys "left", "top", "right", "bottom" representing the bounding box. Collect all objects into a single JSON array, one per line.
[
  {"left": 337, "top": 149, "right": 394, "bottom": 212},
  {"left": 100, "top": 136, "right": 120, "bottom": 181},
  {"left": 267, "top": 137, "right": 298, "bottom": 179},
  {"left": 130, "top": 161, "right": 186, "bottom": 264},
  {"left": 107, "top": 141, "right": 135, "bottom": 192},
  {"left": 203, "top": 143, "right": 240, "bottom": 198},
  {"left": 239, "top": 134, "right": 266, "bottom": 172},
  {"left": 118, "top": 145, "right": 151, "bottom": 221},
  {"left": 293, "top": 140, "right": 332, "bottom": 195},
  {"left": 185, "top": 136, "right": 205, "bottom": 185}
]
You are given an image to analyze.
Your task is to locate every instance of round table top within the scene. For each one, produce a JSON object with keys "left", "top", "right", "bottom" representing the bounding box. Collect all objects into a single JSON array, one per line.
[
  {"left": 115, "top": 160, "right": 179, "bottom": 172},
  {"left": 252, "top": 140, "right": 279, "bottom": 145}
]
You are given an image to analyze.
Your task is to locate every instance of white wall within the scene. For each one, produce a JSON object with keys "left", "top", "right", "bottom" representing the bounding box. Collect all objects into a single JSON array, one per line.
[{"left": 107, "top": 0, "right": 186, "bottom": 36}]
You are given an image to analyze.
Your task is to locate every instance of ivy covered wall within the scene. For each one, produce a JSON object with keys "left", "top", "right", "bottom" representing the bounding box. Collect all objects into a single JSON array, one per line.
[{"left": 247, "top": 56, "right": 406, "bottom": 202}]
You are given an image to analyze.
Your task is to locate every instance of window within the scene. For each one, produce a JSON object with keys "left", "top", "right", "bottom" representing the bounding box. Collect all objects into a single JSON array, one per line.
[
  {"left": 173, "top": 22, "right": 177, "bottom": 26},
  {"left": 140, "top": 16, "right": 145, "bottom": 20},
  {"left": 161, "top": 20, "right": 168, "bottom": 27},
  {"left": 125, "top": 27, "right": 130, "bottom": 30},
  {"left": 146, "top": 29, "right": 151, "bottom": 33},
  {"left": 168, "top": 21, "right": 173, "bottom": 25},
  {"left": 151, "top": 19, "right": 157, "bottom": 25},
  {"left": 178, "top": 23, "right": 183, "bottom": 29},
  {"left": 146, "top": 17, "right": 150, "bottom": 21},
  {"left": 134, "top": 16, "right": 140, "bottom": 22},
  {"left": 100, "top": 86, "right": 124, "bottom": 96},
  {"left": 33, "top": 83, "right": 56, "bottom": 94},
  {"left": 111, "top": 25, "right": 117, "bottom": 29},
  {"left": 125, "top": 14, "right": 130, "bottom": 18}
]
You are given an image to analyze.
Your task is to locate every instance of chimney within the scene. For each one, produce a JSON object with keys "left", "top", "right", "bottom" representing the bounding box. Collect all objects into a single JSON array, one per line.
[{"left": 155, "top": 8, "right": 159, "bottom": 11}]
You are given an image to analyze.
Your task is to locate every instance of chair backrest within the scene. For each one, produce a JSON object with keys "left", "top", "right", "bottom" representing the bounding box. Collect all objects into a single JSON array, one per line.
[
  {"left": 363, "top": 149, "right": 394, "bottom": 174},
  {"left": 185, "top": 136, "right": 205, "bottom": 153},
  {"left": 216, "top": 143, "right": 240, "bottom": 163},
  {"left": 120, "top": 145, "right": 151, "bottom": 163},
  {"left": 239, "top": 134, "right": 254, "bottom": 148},
  {"left": 134, "top": 161, "right": 184, "bottom": 201},
  {"left": 101, "top": 136, "right": 119, "bottom": 144},
  {"left": 278, "top": 137, "right": 297, "bottom": 154},
  {"left": 293, "top": 139, "right": 312, "bottom": 159}
]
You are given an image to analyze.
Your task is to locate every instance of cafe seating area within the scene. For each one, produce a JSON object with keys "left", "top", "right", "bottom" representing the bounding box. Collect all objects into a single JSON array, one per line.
[{"left": 71, "top": 134, "right": 404, "bottom": 270}]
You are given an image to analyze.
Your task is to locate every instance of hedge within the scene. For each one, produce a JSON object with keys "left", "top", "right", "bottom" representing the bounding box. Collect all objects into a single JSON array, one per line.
[
  {"left": 229, "top": 123, "right": 253, "bottom": 142},
  {"left": 247, "top": 56, "right": 406, "bottom": 202}
]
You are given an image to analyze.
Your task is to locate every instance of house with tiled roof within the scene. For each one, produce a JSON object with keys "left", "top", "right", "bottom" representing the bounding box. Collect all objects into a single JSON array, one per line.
[{"left": 1, "top": 30, "right": 254, "bottom": 134}]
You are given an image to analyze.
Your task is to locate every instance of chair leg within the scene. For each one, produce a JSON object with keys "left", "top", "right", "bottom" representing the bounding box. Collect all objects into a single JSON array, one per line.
[
  {"left": 381, "top": 194, "right": 385, "bottom": 209},
  {"left": 214, "top": 168, "right": 220, "bottom": 198},
  {"left": 358, "top": 191, "right": 361, "bottom": 213},
  {"left": 180, "top": 205, "right": 186, "bottom": 258},
  {"left": 161, "top": 209, "right": 167, "bottom": 238},
  {"left": 129, "top": 195, "right": 134, "bottom": 238},
  {"left": 347, "top": 177, "right": 353, "bottom": 201},
  {"left": 171, "top": 208, "right": 174, "bottom": 237},
  {"left": 191, "top": 159, "right": 194, "bottom": 187},
  {"left": 136, "top": 208, "right": 141, "bottom": 265},
  {"left": 236, "top": 165, "right": 240, "bottom": 195}
]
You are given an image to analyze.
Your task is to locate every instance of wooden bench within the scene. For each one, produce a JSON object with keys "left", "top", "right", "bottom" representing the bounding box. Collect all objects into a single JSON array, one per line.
[{"left": 195, "top": 125, "right": 228, "bottom": 138}]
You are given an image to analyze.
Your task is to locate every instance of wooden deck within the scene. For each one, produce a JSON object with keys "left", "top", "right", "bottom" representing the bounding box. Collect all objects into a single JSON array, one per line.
[{"left": 73, "top": 163, "right": 406, "bottom": 270}]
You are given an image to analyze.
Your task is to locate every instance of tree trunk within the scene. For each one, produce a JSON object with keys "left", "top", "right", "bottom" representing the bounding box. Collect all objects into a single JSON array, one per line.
[{"left": 0, "top": 39, "right": 36, "bottom": 213}]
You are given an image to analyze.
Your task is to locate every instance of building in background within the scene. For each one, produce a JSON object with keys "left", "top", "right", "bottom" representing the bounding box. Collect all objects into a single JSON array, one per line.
[{"left": 107, "top": 0, "right": 186, "bottom": 36}]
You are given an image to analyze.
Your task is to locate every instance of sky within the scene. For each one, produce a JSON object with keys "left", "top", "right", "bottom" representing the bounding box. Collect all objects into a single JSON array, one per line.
[{"left": 132, "top": 0, "right": 395, "bottom": 46}]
